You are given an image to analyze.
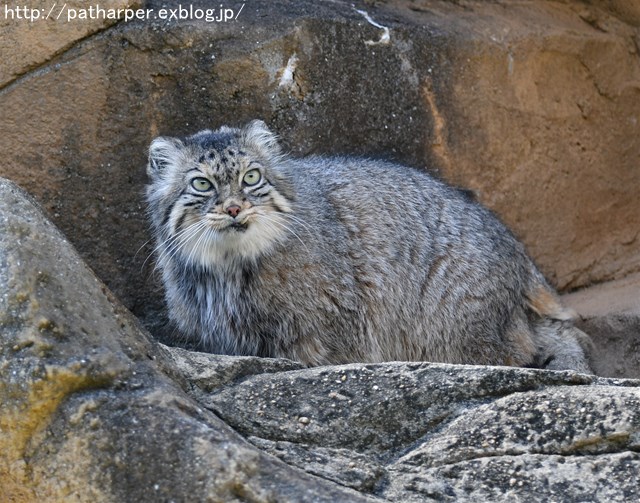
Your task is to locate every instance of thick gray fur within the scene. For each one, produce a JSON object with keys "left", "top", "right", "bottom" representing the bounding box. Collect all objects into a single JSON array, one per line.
[{"left": 145, "top": 120, "right": 592, "bottom": 372}]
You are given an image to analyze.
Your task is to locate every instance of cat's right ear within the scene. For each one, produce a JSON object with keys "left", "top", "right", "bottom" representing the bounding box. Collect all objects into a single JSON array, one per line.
[
  {"left": 147, "top": 137, "right": 183, "bottom": 179},
  {"left": 241, "top": 120, "right": 282, "bottom": 163}
]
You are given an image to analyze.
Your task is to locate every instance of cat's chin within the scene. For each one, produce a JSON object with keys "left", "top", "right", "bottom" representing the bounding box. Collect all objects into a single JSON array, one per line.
[{"left": 180, "top": 216, "right": 288, "bottom": 267}]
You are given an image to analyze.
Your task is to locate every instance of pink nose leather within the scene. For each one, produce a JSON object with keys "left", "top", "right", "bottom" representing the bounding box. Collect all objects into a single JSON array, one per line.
[{"left": 226, "top": 205, "right": 241, "bottom": 217}]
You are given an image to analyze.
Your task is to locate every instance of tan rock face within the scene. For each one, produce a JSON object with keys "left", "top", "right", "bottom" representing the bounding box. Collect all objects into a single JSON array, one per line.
[
  {"left": 591, "top": 0, "right": 640, "bottom": 25},
  {"left": 0, "top": 0, "right": 638, "bottom": 340},
  {"left": 0, "top": 0, "right": 142, "bottom": 87},
  {"left": 424, "top": 1, "right": 640, "bottom": 290}
]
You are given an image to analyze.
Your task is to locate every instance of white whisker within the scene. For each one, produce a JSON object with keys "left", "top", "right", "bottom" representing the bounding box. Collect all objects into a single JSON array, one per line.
[
  {"left": 151, "top": 220, "right": 209, "bottom": 272},
  {"left": 155, "top": 223, "right": 205, "bottom": 265},
  {"left": 258, "top": 213, "right": 309, "bottom": 251},
  {"left": 135, "top": 237, "right": 154, "bottom": 262},
  {"left": 280, "top": 213, "right": 315, "bottom": 236},
  {"left": 184, "top": 221, "right": 214, "bottom": 267}
]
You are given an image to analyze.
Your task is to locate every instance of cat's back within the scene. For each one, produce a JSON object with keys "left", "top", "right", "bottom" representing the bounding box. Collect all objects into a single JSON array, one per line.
[
  {"left": 280, "top": 154, "right": 514, "bottom": 259},
  {"left": 283, "top": 154, "right": 448, "bottom": 203},
  {"left": 277, "top": 154, "right": 532, "bottom": 314},
  {"left": 282, "top": 155, "right": 452, "bottom": 233}
]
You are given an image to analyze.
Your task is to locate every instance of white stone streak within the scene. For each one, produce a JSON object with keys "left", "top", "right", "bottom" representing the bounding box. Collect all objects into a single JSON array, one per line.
[
  {"left": 355, "top": 9, "right": 391, "bottom": 46},
  {"left": 279, "top": 53, "right": 298, "bottom": 88}
]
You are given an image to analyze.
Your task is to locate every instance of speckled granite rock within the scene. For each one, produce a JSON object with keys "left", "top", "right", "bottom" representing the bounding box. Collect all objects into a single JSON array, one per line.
[{"left": 173, "top": 346, "right": 640, "bottom": 502}]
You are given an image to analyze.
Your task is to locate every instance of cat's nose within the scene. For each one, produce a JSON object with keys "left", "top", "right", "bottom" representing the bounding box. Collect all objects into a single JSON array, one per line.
[{"left": 226, "top": 205, "right": 241, "bottom": 218}]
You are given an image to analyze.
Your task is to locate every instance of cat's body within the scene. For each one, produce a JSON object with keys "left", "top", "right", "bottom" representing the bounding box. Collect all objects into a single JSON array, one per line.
[{"left": 145, "top": 120, "right": 592, "bottom": 372}]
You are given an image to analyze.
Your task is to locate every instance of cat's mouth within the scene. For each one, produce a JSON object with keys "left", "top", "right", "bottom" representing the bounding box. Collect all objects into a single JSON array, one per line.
[
  {"left": 222, "top": 221, "right": 249, "bottom": 233},
  {"left": 204, "top": 212, "right": 253, "bottom": 233}
]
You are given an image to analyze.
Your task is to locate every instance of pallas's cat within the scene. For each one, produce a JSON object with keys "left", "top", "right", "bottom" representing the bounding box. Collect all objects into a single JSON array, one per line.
[{"left": 145, "top": 120, "right": 592, "bottom": 372}]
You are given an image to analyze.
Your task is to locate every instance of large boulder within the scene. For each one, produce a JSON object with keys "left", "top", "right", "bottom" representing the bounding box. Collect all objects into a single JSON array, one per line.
[
  {"left": 2, "top": 177, "right": 640, "bottom": 501},
  {"left": 0, "top": 0, "right": 638, "bottom": 341},
  {"left": 170, "top": 345, "right": 640, "bottom": 502}
]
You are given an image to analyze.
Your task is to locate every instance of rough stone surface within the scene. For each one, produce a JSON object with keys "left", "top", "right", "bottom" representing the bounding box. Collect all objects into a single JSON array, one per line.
[
  {"left": 123, "top": 347, "right": 640, "bottom": 502},
  {"left": 0, "top": 0, "right": 638, "bottom": 342},
  {"left": 564, "top": 273, "right": 640, "bottom": 379},
  {"left": 0, "top": 0, "right": 141, "bottom": 88}
]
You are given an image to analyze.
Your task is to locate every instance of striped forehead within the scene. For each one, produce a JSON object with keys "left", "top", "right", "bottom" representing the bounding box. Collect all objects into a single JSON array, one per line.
[{"left": 196, "top": 148, "right": 246, "bottom": 182}]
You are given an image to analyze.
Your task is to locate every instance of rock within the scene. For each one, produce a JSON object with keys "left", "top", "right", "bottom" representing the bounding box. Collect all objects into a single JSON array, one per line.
[
  {"left": 2, "top": 175, "right": 640, "bottom": 500},
  {"left": 563, "top": 272, "right": 640, "bottom": 318},
  {"left": 0, "top": 178, "right": 374, "bottom": 502},
  {"left": 0, "top": 0, "right": 141, "bottom": 88},
  {"left": 171, "top": 348, "right": 640, "bottom": 502},
  {"left": 589, "top": 0, "right": 640, "bottom": 25},
  {"left": 564, "top": 273, "right": 640, "bottom": 379},
  {"left": 161, "top": 345, "right": 304, "bottom": 391},
  {"left": 0, "top": 0, "right": 639, "bottom": 342}
]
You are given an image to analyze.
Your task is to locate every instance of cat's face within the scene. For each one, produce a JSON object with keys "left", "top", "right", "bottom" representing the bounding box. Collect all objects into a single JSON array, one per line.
[{"left": 146, "top": 120, "right": 294, "bottom": 267}]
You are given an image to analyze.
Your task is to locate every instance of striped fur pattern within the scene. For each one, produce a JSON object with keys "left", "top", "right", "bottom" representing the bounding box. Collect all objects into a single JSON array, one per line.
[{"left": 145, "top": 120, "right": 592, "bottom": 372}]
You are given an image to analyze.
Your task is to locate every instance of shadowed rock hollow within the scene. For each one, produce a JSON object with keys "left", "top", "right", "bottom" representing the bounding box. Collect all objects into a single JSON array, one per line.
[{"left": 1, "top": 0, "right": 640, "bottom": 500}]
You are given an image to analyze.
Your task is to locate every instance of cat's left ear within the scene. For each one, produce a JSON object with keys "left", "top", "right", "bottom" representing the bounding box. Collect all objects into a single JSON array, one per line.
[
  {"left": 241, "top": 120, "right": 282, "bottom": 162},
  {"left": 147, "top": 136, "right": 183, "bottom": 179}
]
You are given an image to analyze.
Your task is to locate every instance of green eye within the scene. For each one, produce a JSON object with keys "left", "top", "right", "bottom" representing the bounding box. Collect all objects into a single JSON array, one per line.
[
  {"left": 242, "top": 169, "right": 261, "bottom": 186},
  {"left": 191, "top": 177, "right": 212, "bottom": 191}
]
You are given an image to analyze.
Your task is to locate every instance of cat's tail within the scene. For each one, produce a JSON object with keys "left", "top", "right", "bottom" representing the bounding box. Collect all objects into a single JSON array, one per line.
[{"left": 526, "top": 279, "right": 594, "bottom": 374}]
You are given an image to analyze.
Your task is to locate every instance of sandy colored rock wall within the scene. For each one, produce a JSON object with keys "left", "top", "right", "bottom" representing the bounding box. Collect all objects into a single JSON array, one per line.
[{"left": 0, "top": 0, "right": 142, "bottom": 87}]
